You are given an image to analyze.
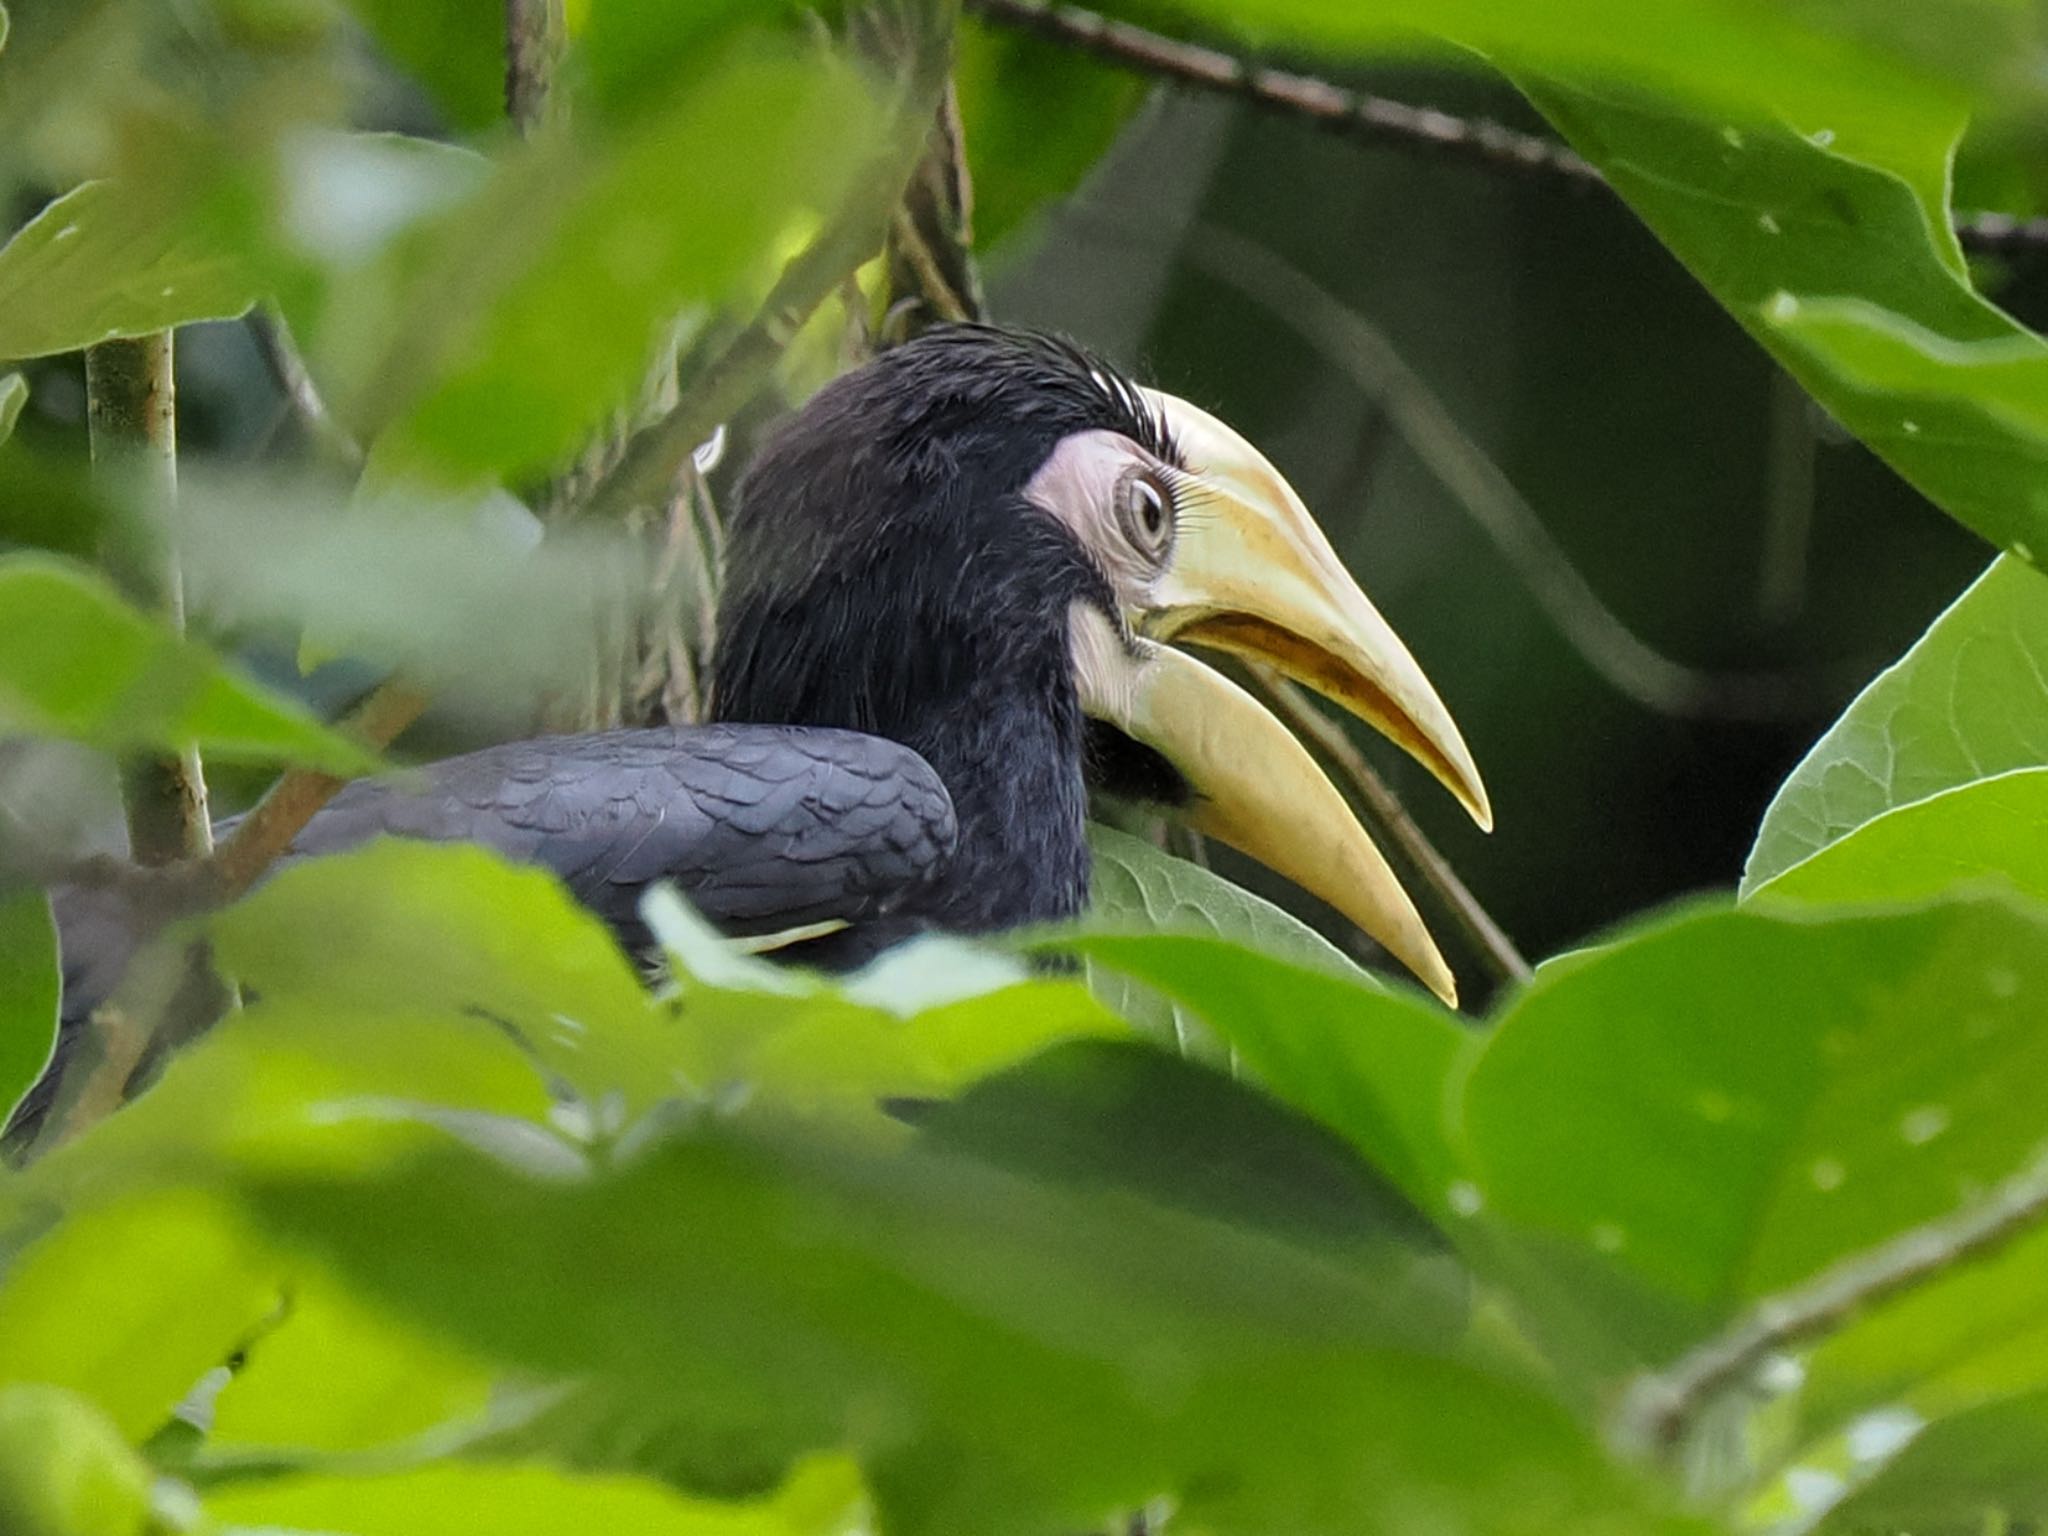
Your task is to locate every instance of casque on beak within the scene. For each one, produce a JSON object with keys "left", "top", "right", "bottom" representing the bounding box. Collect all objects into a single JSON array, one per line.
[{"left": 1076, "top": 391, "right": 1490, "bottom": 1007}]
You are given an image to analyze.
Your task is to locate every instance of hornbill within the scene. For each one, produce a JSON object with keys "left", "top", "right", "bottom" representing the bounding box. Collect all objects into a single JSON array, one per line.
[{"left": 48, "top": 325, "right": 1488, "bottom": 1041}]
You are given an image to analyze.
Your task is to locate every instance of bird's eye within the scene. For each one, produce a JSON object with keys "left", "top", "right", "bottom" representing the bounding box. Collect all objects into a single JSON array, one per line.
[{"left": 1122, "top": 472, "right": 1174, "bottom": 557}]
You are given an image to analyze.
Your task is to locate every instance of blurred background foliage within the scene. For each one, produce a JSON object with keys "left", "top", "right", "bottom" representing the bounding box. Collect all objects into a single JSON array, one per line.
[{"left": 2, "top": 0, "right": 2048, "bottom": 1533}]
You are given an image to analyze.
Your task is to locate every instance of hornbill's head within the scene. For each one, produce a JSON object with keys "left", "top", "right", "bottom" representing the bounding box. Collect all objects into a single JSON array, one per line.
[{"left": 713, "top": 326, "right": 1488, "bottom": 1003}]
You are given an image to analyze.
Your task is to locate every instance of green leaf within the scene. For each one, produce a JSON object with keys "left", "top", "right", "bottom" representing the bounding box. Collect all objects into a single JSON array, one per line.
[
  {"left": 1800, "top": 1392, "right": 2048, "bottom": 1536},
  {"left": 0, "top": 1191, "right": 280, "bottom": 1443},
  {"left": 0, "top": 554, "right": 373, "bottom": 772},
  {"left": 1752, "top": 767, "right": 2048, "bottom": 908},
  {"left": 231, "top": 1115, "right": 1694, "bottom": 1536},
  {"left": 0, "top": 889, "right": 58, "bottom": 1127},
  {"left": 1055, "top": 932, "right": 1470, "bottom": 1221},
  {"left": 1745, "top": 557, "right": 2048, "bottom": 891},
  {"left": 0, "top": 373, "right": 24, "bottom": 443},
  {"left": 1455, "top": 895, "right": 2048, "bottom": 1367},
  {"left": 337, "top": 0, "right": 505, "bottom": 133},
  {"left": 208, "top": 841, "right": 672, "bottom": 1114},
  {"left": 955, "top": 18, "right": 1147, "bottom": 251},
  {"left": 0, "top": 181, "right": 258, "bottom": 360},
  {"left": 209, "top": 1271, "right": 497, "bottom": 1455},
  {"left": 351, "top": 53, "right": 880, "bottom": 484},
  {"left": 0, "top": 1385, "right": 156, "bottom": 1536},
  {"left": 1082, "top": 824, "right": 1376, "bottom": 1048},
  {"left": 1086, "top": 825, "right": 1361, "bottom": 976},
  {"left": 1510, "top": 76, "right": 2044, "bottom": 558},
  {"left": 205, "top": 1456, "right": 872, "bottom": 1536}
]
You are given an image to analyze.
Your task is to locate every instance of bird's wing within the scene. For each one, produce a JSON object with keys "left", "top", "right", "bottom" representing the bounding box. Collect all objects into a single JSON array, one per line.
[{"left": 252, "top": 723, "right": 958, "bottom": 942}]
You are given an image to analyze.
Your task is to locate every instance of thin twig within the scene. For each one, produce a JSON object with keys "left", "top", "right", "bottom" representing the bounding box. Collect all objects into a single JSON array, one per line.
[
  {"left": 1616, "top": 1144, "right": 2048, "bottom": 1457},
  {"left": 884, "top": 79, "right": 986, "bottom": 338},
  {"left": 1245, "top": 661, "right": 1531, "bottom": 987},
  {"left": 1098, "top": 212, "right": 1850, "bottom": 722},
  {"left": 85, "top": 333, "right": 213, "bottom": 864},
  {"left": 505, "top": 0, "right": 565, "bottom": 136},
  {"left": 966, "top": 0, "right": 2048, "bottom": 256},
  {"left": 572, "top": 4, "right": 954, "bottom": 523},
  {"left": 206, "top": 679, "right": 427, "bottom": 898},
  {"left": 247, "top": 307, "right": 361, "bottom": 470}
]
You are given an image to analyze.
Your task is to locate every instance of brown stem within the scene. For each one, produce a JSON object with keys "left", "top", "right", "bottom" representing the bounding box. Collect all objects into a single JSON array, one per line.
[
  {"left": 1245, "top": 662, "right": 1531, "bottom": 988},
  {"left": 207, "top": 680, "right": 428, "bottom": 898},
  {"left": 84, "top": 333, "right": 212, "bottom": 866}
]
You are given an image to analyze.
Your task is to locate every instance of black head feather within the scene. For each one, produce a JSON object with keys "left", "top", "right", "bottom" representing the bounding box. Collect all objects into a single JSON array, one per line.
[{"left": 711, "top": 325, "right": 1176, "bottom": 932}]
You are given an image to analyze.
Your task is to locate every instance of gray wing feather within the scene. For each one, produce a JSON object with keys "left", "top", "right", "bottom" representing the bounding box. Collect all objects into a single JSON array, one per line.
[{"left": 243, "top": 724, "right": 957, "bottom": 942}]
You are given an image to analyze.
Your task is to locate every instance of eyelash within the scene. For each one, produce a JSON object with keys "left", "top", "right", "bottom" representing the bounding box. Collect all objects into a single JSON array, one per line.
[{"left": 1124, "top": 471, "right": 1174, "bottom": 555}]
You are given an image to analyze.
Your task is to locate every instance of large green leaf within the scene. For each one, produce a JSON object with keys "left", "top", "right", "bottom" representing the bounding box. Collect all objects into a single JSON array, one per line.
[
  {"left": 229, "top": 1114, "right": 1694, "bottom": 1536},
  {"left": 1057, "top": 932, "right": 1470, "bottom": 1221},
  {"left": 1751, "top": 767, "right": 2048, "bottom": 908},
  {"left": 1745, "top": 557, "right": 2048, "bottom": 891},
  {"left": 1454, "top": 895, "right": 2048, "bottom": 1367},
  {"left": 0, "top": 180, "right": 258, "bottom": 359},
  {"left": 0, "top": 890, "right": 58, "bottom": 1127},
  {"left": 0, "top": 554, "right": 372, "bottom": 772}
]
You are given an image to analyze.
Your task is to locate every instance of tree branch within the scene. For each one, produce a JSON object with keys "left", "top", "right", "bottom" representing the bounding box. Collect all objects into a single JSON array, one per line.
[
  {"left": 1616, "top": 1144, "right": 2048, "bottom": 1457},
  {"left": 505, "top": 0, "right": 566, "bottom": 136},
  {"left": 966, "top": 0, "right": 2048, "bottom": 256},
  {"left": 206, "top": 679, "right": 428, "bottom": 898},
  {"left": 1244, "top": 661, "right": 1531, "bottom": 988},
  {"left": 84, "top": 333, "right": 213, "bottom": 866}
]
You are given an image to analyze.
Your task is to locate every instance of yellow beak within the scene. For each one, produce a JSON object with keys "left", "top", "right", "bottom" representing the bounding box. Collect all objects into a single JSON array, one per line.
[{"left": 1076, "top": 391, "right": 1490, "bottom": 1006}]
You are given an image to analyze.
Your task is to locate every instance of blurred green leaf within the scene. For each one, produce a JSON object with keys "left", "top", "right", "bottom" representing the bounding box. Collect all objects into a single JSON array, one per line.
[
  {"left": 205, "top": 1455, "right": 872, "bottom": 1536},
  {"left": 1745, "top": 557, "right": 2048, "bottom": 891},
  {"left": 209, "top": 1271, "right": 496, "bottom": 1455},
  {"left": 0, "top": 1191, "right": 279, "bottom": 1443},
  {"left": 232, "top": 1114, "right": 1694, "bottom": 1536},
  {"left": 0, "top": 1385, "right": 156, "bottom": 1536},
  {"left": 0, "top": 554, "right": 372, "bottom": 771},
  {"left": 0, "top": 890, "right": 57, "bottom": 1127},
  {"left": 1057, "top": 932, "right": 1469, "bottom": 1220},
  {"left": 1794, "top": 1392, "right": 2048, "bottom": 1536},
  {"left": 955, "top": 18, "right": 1146, "bottom": 251},
  {"left": 1752, "top": 767, "right": 2048, "bottom": 908},
  {"left": 355, "top": 53, "right": 880, "bottom": 484},
  {"left": 0, "top": 181, "right": 258, "bottom": 360},
  {"left": 570, "top": 0, "right": 762, "bottom": 124},
  {"left": 1457, "top": 895, "right": 2048, "bottom": 1367},
  {"left": 916, "top": 1038, "right": 1469, "bottom": 1340},
  {"left": 210, "top": 841, "right": 674, "bottom": 1114},
  {"left": 0, "top": 373, "right": 24, "bottom": 442},
  {"left": 338, "top": 0, "right": 505, "bottom": 133}
]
